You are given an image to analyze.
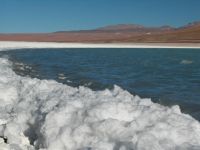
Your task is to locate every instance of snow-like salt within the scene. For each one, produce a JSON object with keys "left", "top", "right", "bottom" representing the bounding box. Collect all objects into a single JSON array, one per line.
[
  {"left": 180, "top": 59, "right": 193, "bottom": 64},
  {"left": 1, "top": 41, "right": 200, "bottom": 49},
  {"left": 0, "top": 43, "right": 200, "bottom": 150}
]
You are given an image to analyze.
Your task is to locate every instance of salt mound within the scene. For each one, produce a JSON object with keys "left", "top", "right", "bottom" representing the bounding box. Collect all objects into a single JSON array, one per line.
[
  {"left": 0, "top": 57, "right": 200, "bottom": 150},
  {"left": 180, "top": 59, "right": 193, "bottom": 64}
]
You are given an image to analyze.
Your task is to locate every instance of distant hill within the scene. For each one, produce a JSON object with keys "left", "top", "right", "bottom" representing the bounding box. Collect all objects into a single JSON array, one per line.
[
  {"left": 96, "top": 24, "right": 145, "bottom": 31},
  {"left": 96, "top": 24, "right": 174, "bottom": 32},
  {"left": 0, "top": 21, "right": 200, "bottom": 43},
  {"left": 180, "top": 21, "right": 200, "bottom": 29}
]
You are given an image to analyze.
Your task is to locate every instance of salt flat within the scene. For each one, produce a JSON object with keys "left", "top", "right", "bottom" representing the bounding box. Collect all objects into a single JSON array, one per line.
[{"left": 1, "top": 41, "right": 200, "bottom": 51}]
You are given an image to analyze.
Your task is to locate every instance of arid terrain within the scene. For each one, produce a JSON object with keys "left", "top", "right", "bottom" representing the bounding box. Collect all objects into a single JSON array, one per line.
[{"left": 0, "top": 22, "right": 200, "bottom": 43}]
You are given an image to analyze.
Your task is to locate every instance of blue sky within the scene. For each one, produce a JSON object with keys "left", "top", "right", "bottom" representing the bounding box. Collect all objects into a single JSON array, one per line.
[{"left": 0, "top": 0, "right": 200, "bottom": 33}]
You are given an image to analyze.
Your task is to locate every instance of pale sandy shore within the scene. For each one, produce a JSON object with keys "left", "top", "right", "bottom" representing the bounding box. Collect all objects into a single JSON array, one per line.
[{"left": 0, "top": 41, "right": 200, "bottom": 51}]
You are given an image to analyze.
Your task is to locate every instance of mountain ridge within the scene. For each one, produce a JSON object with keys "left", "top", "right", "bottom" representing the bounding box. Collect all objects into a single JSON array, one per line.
[{"left": 0, "top": 21, "right": 200, "bottom": 43}]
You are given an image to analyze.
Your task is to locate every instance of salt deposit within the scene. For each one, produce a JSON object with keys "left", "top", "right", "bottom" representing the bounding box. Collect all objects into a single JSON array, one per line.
[
  {"left": 0, "top": 43, "right": 200, "bottom": 150},
  {"left": 180, "top": 59, "right": 193, "bottom": 64},
  {"left": 1, "top": 41, "right": 200, "bottom": 50}
]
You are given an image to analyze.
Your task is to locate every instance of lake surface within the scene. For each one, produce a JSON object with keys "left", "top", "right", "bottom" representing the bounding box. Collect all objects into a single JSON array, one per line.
[{"left": 1, "top": 48, "right": 200, "bottom": 120}]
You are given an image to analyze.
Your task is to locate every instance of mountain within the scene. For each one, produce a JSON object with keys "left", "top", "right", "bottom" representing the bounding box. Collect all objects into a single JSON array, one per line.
[
  {"left": 180, "top": 21, "right": 200, "bottom": 29},
  {"left": 0, "top": 22, "right": 199, "bottom": 43},
  {"left": 96, "top": 24, "right": 145, "bottom": 31},
  {"left": 96, "top": 24, "right": 174, "bottom": 32}
]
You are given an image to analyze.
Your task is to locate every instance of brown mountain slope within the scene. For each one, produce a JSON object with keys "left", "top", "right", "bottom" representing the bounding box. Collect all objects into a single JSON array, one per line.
[
  {"left": 119, "top": 23, "right": 200, "bottom": 43},
  {"left": 0, "top": 22, "right": 199, "bottom": 43}
]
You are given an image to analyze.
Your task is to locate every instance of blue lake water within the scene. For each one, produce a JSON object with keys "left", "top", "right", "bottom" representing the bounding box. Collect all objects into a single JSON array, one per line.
[{"left": 1, "top": 48, "right": 200, "bottom": 120}]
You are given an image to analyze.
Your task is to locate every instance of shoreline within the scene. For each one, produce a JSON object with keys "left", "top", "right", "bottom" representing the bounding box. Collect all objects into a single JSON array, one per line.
[{"left": 1, "top": 41, "right": 200, "bottom": 50}]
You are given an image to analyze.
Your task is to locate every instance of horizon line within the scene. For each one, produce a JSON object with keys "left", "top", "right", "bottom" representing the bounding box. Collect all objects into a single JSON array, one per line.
[{"left": 0, "top": 20, "right": 200, "bottom": 34}]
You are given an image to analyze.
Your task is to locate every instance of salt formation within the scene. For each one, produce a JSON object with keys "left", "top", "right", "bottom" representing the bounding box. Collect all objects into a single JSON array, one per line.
[
  {"left": 1, "top": 41, "right": 200, "bottom": 50},
  {"left": 0, "top": 57, "right": 200, "bottom": 150},
  {"left": 180, "top": 59, "right": 193, "bottom": 64}
]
